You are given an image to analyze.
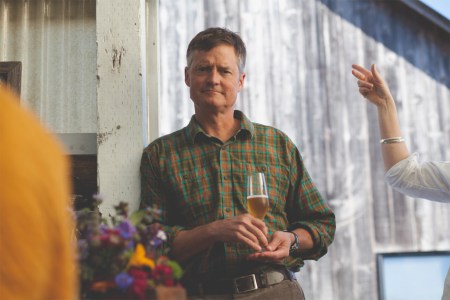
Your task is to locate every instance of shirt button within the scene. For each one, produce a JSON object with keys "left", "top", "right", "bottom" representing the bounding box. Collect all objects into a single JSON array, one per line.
[
  {"left": 225, "top": 208, "right": 231, "bottom": 213},
  {"left": 224, "top": 175, "right": 229, "bottom": 180}
]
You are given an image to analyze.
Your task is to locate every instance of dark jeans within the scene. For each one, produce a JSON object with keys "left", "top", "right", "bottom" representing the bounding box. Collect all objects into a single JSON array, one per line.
[{"left": 188, "top": 280, "right": 305, "bottom": 300}]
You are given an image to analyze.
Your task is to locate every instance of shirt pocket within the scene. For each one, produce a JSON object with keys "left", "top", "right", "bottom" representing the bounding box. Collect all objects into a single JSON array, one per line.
[{"left": 170, "top": 168, "right": 214, "bottom": 226}]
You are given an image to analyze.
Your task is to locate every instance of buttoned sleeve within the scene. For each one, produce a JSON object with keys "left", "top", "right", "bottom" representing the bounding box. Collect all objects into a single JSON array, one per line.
[
  {"left": 385, "top": 153, "right": 450, "bottom": 202},
  {"left": 140, "top": 142, "right": 186, "bottom": 256},
  {"left": 285, "top": 146, "right": 336, "bottom": 261}
]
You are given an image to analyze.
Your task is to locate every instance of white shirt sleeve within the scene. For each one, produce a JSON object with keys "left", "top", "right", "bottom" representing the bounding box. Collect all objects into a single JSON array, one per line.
[{"left": 384, "top": 153, "right": 450, "bottom": 203}]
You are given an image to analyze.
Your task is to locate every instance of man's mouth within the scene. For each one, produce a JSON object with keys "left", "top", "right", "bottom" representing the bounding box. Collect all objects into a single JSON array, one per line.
[{"left": 203, "top": 90, "right": 222, "bottom": 94}]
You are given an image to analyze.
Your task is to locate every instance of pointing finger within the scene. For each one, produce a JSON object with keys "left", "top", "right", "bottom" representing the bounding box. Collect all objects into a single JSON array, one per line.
[
  {"left": 371, "top": 63, "right": 383, "bottom": 84},
  {"left": 352, "top": 64, "right": 372, "bottom": 78}
]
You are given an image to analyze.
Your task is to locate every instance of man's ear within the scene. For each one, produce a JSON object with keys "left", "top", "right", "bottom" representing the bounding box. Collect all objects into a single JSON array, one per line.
[
  {"left": 184, "top": 67, "right": 190, "bottom": 87},
  {"left": 237, "top": 72, "right": 246, "bottom": 92}
]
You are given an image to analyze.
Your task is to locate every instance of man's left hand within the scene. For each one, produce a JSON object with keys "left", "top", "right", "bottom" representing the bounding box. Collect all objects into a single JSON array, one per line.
[{"left": 246, "top": 230, "right": 292, "bottom": 262}]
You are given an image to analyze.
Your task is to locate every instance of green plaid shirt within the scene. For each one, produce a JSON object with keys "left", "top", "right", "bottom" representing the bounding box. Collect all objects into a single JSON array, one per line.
[{"left": 140, "top": 110, "right": 335, "bottom": 278}]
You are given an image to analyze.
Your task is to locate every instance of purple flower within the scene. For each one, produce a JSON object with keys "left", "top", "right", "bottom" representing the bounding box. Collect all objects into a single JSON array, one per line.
[
  {"left": 99, "top": 224, "right": 109, "bottom": 234},
  {"left": 151, "top": 237, "right": 163, "bottom": 248},
  {"left": 126, "top": 239, "right": 136, "bottom": 250},
  {"left": 115, "top": 271, "right": 134, "bottom": 291},
  {"left": 117, "top": 220, "right": 136, "bottom": 239}
]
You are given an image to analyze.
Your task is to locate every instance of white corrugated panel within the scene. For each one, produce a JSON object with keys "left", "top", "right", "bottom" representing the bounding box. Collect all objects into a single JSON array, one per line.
[{"left": 0, "top": 0, "right": 96, "bottom": 134}]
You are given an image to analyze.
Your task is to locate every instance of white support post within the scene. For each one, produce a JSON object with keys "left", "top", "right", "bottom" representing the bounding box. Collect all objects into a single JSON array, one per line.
[
  {"left": 96, "top": 0, "right": 150, "bottom": 214},
  {"left": 146, "top": 0, "right": 159, "bottom": 144}
]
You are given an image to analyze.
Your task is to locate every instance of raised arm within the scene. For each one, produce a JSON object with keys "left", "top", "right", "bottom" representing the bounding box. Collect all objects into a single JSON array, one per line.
[{"left": 351, "top": 63, "right": 410, "bottom": 170}]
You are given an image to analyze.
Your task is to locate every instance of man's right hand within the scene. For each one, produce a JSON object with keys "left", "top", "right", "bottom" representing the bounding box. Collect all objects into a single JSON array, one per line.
[
  {"left": 171, "top": 213, "right": 269, "bottom": 261},
  {"left": 210, "top": 213, "right": 269, "bottom": 252}
]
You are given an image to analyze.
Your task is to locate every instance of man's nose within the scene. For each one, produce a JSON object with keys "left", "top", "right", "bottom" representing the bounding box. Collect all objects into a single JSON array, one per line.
[{"left": 206, "top": 69, "right": 220, "bottom": 84}]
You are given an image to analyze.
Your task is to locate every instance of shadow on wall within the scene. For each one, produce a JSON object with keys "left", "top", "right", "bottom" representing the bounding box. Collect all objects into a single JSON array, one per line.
[{"left": 319, "top": 0, "right": 450, "bottom": 89}]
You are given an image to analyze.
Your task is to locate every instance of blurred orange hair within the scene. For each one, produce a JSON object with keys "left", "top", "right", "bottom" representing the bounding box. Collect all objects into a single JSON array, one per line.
[{"left": 0, "top": 87, "right": 78, "bottom": 299}]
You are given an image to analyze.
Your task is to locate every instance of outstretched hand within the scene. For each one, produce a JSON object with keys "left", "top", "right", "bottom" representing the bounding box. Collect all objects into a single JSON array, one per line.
[{"left": 351, "top": 64, "right": 393, "bottom": 108}]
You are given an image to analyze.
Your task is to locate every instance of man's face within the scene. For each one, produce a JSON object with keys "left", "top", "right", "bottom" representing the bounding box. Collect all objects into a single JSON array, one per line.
[{"left": 185, "top": 44, "right": 245, "bottom": 113}]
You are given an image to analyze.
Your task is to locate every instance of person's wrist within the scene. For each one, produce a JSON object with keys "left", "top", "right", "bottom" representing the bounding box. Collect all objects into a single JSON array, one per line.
[
  {"left": 287, "top": 231, "right": 295, "bottom": 244},
  {"left": 283, "top": 230, "right": 299, "bottom": 255},
  {"left": 207, "top": 220, "right": 221, "bottom": 242},
  {"left": 377, "top": 100, "right": 394, "bottom": 115}
]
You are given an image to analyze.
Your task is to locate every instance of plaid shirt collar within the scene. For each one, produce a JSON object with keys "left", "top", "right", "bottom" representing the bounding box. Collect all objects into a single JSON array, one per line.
[{"left": 186, "top": 110, "right": 254, "bottom": 144}]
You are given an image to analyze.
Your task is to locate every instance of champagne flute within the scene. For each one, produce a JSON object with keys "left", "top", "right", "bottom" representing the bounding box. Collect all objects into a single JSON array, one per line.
[
  {"left": 247, "top": 172, "right": 270, "bottom": 251},
  {"left": 246, "top": 172, "right": 269, "bottom": 220}
]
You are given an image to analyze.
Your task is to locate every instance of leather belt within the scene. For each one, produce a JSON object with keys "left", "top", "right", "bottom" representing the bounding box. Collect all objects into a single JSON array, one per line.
[{"left": 185, "top": 268, "right": 295, "bottom": 295}]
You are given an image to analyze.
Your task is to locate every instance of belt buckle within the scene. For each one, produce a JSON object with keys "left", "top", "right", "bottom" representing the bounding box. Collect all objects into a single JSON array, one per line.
[{"left": 233, "top": 274, "right": 258, "bottom": 293}]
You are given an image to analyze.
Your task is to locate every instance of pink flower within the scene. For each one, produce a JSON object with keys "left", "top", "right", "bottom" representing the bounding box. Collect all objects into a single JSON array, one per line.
[
  {"left": 128, "top": 268, "right": 149, "bottom": 300},
  {"left": 152, "top": 264, "right": 175, "bottom": 286}
]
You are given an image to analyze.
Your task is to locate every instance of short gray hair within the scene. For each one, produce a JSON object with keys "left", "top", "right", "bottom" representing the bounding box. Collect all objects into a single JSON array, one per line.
[{"left": 186, "top": 27, "right": 246, "bottom": 73}]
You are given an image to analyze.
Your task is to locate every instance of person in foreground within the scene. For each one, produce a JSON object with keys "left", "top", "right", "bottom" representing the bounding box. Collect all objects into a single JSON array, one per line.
[
  {"left": 352, "top": 63, "right": 450, "bottom": 300},
  {"left": 0, "top": 87, "right": 78, "bottom": 299},
  {"left": 140, "top": 27, "right": 336, "bottom": 299}
]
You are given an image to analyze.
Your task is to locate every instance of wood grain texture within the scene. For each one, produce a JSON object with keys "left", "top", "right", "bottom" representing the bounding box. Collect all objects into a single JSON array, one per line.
[{"left": 158, "top": 1, "right": 450, "bottom": 299}]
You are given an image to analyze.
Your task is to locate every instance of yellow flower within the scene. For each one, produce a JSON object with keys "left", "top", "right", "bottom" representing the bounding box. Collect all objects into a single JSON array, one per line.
[{"left": 128, "top": 243, "right": 155, "bottom": 269}]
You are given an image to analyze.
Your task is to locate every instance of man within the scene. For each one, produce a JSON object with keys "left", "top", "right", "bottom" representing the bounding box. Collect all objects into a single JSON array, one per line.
[
  {"left": 141, "top": 27, "right": 335, "bottom": 299},
  {"left": 0, "top": 87, "right": 78, "bottom": 299}
]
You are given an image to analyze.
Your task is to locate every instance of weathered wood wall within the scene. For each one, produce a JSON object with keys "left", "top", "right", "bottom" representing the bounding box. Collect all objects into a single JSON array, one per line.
[{"left": 158, "top": 1, "right": 450, "bottom": 299}]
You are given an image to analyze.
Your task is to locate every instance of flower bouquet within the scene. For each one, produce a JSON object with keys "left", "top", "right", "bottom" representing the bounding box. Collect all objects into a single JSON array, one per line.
[{"left": 75, "top": 196, "right": 185, "bottom": 300}]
